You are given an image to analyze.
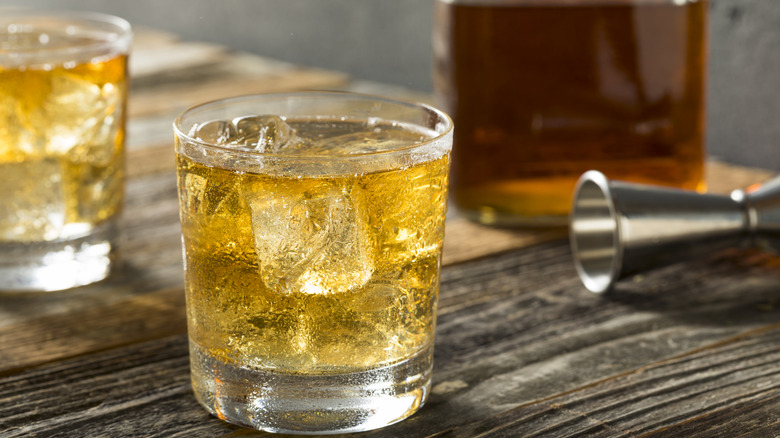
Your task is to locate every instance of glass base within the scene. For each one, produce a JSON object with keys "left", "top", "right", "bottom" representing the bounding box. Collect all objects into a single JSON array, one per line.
[
  {"left": 189, "top": 340, "right": 432, "bottom": 435},
  {"left": 0, "top": 220, "right": 118, "bottom": 292}
]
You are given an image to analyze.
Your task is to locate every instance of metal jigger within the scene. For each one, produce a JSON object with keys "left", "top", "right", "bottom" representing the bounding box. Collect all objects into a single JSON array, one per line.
[{"left": 569, "top": 170, "right": 780, "bottom": 294}]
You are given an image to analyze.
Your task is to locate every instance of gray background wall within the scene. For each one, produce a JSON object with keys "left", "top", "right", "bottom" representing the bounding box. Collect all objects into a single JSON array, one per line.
[{"left": 2, "top": 0, "right": 779, "bottom": 173}]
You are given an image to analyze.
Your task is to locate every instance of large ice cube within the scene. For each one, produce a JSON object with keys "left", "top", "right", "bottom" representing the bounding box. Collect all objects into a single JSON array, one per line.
[
  {"left": 248, "top": 183, "right": 374, "bottom": 295},
  {"left": 230, "top": 115, "right": 307, "bottom": 153},
  {"left": 192, "top": 120, "right": 238, "bottom": 146},
  {"left": 180, "top": 172, "right": 208, "bottom": 214},
  {"left": 33, "top": 71, "right": 119, "bottom": 158},
  {"left": 0, "top": 158, "right": 65, "bottom": 241},
  {"left": 1, "top": 68, "right": 123, "bottom": 166},
  {"left": 67, "top": 81, "right": 124, "bottom": 167},
  {"left": 180, "top": 170, "right": 243, "bottom": 225},
  {"left": 73, "top": 159, "right": 122, "bottom": 224},
  {"left": 308, "top": 129, "right": 422, "bottom": 155}
]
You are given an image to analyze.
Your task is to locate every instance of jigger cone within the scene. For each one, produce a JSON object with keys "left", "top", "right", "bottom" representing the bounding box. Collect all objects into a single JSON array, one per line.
[{"left": 569, "top": 171, "right": 780, "bottom": 294}]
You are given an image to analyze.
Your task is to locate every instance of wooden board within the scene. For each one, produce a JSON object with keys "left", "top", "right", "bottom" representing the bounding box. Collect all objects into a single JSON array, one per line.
[{"left": 1, "top": 242, "right": 778, "bottom": 436}]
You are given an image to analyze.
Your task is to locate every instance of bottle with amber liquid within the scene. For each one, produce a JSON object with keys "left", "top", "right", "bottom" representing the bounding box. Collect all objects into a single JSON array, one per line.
[{"left": 434, "top": 0, "right": 708, "bottom": 226}]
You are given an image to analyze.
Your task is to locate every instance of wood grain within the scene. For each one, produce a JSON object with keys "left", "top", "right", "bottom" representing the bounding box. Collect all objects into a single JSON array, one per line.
[
  {"left": 435, "top": 325, "right": 780, "bottom": 437},
  {"left": 1, "top": 241, "right": 778, "bottom": 437}
]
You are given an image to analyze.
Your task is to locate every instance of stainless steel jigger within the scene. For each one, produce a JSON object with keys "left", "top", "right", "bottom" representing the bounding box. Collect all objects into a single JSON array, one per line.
[{"left": 569, "top": 170, "right": 780, "bottom": 294}]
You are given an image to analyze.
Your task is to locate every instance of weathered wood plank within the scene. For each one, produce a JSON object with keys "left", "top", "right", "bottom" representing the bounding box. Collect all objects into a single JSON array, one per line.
[
  {"left": 706, "top": 159, "right": 776, "bottom": 194},
  {"left": 0, "top": 287, "right": 185, "bottom": 375},
  {"left": 435, "top": 325, "right": 780, "bottom": 437},
  {"left": 1, "top": 240, "right": 777, "bottom": 436},
  {"left": 0, "top": 336, "right": 196, "bottom": 438},
  {"left": 129, "top": 60, "right": 350, "bottom": 119},
  {"left": 641, "top": 391, "right": 780, "bottom": 438},
  {"left": 126, "top": 29, "right": 352, "bottom": 125},
  {"left": 131, "top": 40, "right": 228, "bottom": 79},
  {"left": 442, "top": 218, "right": 565, "bottom": 266},
  {"left": 126, "top": 112, "right": 180, "bottom": 152}
]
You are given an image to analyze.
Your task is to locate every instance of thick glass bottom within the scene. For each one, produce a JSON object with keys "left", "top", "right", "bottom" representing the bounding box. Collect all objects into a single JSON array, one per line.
[
  {"left": 0, "top": 220, "right": 118, "bottom": 292},
  {"left": 189, "top": 340, "right": 432, "bottom": 435}
]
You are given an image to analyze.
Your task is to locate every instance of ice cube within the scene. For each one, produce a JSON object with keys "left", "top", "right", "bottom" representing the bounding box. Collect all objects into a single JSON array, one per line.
[
  {"left": 0, "top": 158, "right": 65, "bottom": 241},
  {"left": 347, "top": 280, "right": 400, "bottom": 314},
  {"left": 231, "top": 115, "right": 307, "bottom": 153},
  {"left": 308, "top": 131, "right": 400, "bottom": 155},
  {"left": 65, "top": 81, "right": 124, "bottom": 167},
  {"left": 193, "top": 119, "right": 238, "bottom": 145},
  {"left": 180, "top": 172, "right": 208, "bottom": 214},
  {"left": 60, "top": 158, "right": 121, "bottom": 228},
  {"left": 0, "top": 92, "right": 27, "bottom": 158},
  {"left": 1, "top": 70, "right": 124, "bottom": 166},
  {"left": 180, "top": 169, "right": 243, "bottom": 225},
  {"left": 37, "top": 71, "right": 115, "bottom": 157},
  {"left": 247, "top": 183, "right": 374, "bottom": 295}
]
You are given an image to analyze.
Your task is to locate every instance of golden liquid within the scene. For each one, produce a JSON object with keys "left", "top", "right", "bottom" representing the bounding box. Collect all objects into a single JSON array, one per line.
[
  {"left": 434, "top": 1, "right": 707, "bottom": 225},
  {"left": 0, "top": 50, "right": 127, "bottom": 241},
  {"left": 177, "top": 120, "right": 450, "bottom": 374}
]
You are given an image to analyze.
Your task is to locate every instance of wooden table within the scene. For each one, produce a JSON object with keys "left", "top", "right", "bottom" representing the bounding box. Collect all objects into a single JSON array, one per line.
[{"left": 2, "top": 30, "right": 779, "bottom": 437}]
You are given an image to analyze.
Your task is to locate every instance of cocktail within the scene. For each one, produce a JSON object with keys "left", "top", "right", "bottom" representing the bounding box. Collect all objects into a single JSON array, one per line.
[
  {"left": 0, "top": 11, "right": 131, "bottom": 291},
  {"left": 174, "top": 92, "right": 453, "bottom": 434}
]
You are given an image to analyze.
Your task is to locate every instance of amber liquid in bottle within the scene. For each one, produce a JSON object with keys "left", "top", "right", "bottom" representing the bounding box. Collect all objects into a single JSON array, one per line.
[{"left": 434, "top": 0, "right": 708, "bottom": 226}]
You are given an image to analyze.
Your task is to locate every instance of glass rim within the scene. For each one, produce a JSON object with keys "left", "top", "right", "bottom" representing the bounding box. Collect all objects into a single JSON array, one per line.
[
  {"left": 0, "top": 9, "right": 132, "bottom": 61},
  {"left": 173, "top": 90, "right": 454, "bottom": 161}
]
